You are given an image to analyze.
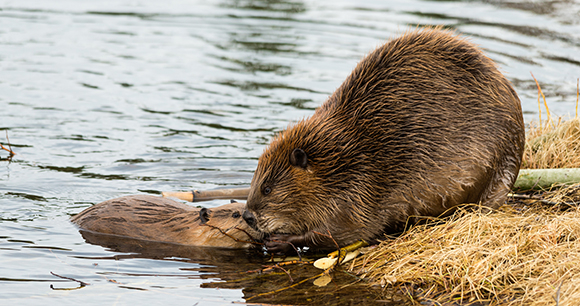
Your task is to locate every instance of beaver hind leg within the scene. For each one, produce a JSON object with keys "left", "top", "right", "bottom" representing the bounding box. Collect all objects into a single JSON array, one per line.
[{"left": 477, "top": 155, "right": 522, "bottom": 209}]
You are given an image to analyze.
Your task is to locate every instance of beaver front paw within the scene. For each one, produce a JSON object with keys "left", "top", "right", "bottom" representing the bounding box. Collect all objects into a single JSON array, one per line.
[{"left": 265, "top": 233, "right": 307, "bottom": 255}]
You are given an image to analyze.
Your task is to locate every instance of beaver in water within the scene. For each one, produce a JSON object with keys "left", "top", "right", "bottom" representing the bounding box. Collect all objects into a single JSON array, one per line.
[
  {"left": 242, "top": 27, "right": 525, "bottom": 253},
  {"left": 72, "top": 195, "right": 262, "bottom": 248}
]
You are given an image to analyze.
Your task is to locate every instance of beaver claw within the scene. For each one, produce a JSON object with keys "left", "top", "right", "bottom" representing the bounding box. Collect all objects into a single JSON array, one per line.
[{"left": 265, "top": 233, "right": 307, "bottom": 255}]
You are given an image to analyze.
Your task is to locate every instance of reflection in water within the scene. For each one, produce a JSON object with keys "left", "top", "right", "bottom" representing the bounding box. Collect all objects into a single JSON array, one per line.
[
  {"left": 77, "top": 230, "right": 263, "bottom": 265},
  {"left": 272, "top": 98, "right": 317, "bottom": 110},
  {"left": 228, "top": 36, "right": 299, "bottom": 53},
  {"left": 223, "top": 0, "right": 307, "bottom": 13},
  {"left": 78, "top": 231, "right": 393, "bottom": 305},
  {"left": 210, "top": 55, "right": 293, "bottom": 75},
  {"left": 406, "top": 7, "right": 580, "bottom": 71},
  {"left": 214, "top": 79, "right": 323, "bottom": 93},
  {"left": 480, "top": 0, "right": 579, "bottom": 23}
]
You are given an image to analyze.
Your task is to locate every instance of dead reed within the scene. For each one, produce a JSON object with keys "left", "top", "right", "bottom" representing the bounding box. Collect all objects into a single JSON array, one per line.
[
  {"left": 523, "top": 118, "right": 580, "bottom": 169},
  {"left": 522, "top": 76, "right": 580, "bottom": 169}
]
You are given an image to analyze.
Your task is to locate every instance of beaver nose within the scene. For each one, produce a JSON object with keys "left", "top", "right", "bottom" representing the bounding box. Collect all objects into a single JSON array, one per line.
[{"left": 242, "top": 210, "right": 257, "bottom": 228}]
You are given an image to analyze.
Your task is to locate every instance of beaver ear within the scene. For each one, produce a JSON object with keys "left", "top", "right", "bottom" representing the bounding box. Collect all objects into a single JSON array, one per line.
[
  {"left": 290, "top": 148, "right": 308, "bottom": 169},
  {"left": 200, "top": 208, "right": 210, "bottom": 224}
]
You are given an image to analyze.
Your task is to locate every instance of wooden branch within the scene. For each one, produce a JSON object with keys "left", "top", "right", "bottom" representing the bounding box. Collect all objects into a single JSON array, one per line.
[
  {"left": 514, "top": 168, "right": 580, "bottom": 190},
  {"left": 50, "top": 271, "right": 90, "bottom": 287},
  {"left": 1, "top": 131, "right": 16, "bottom": 157},
  {"left": 162, "top": 187, "right": 250, "bottom": 202},
  {"left": 161, "top": 168, "right": 580, "bottom": 201},
  {"left": 0, "top": 143, "right": 14, "bottom": 155}
]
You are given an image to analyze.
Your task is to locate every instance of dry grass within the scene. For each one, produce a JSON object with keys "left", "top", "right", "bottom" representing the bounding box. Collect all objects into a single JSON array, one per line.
[
  {"left": 523, "top": 118, "right": 580, "bottom": 169},
  {"left": 522, "top": 76, "right": 580, "bottom": 169},
  {"left": 349, "top": 79, "right": 580, "bottom": 305},
  {"left": 351, "top": 188, "right": 580, "bottom": 305}
]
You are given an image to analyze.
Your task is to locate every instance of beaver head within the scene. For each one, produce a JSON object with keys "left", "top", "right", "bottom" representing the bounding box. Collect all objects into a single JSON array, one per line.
[
  {"left": 244, "top": 117, "right": 365, "bottom": 246},
  {"left": 72, "top": 195, "right": 263, "bottom": 248},
  {"left": 193, "top": 200, "right": 264, "bottom": 248}
]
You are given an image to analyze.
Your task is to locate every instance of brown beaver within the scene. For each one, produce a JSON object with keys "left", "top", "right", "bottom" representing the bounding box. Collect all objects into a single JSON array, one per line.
[
  {"left": 242, "top": 27, "right": 525, "bottom": 253},
  {"left": 72, "top": 195, "right": 262, "bottom": 248}
]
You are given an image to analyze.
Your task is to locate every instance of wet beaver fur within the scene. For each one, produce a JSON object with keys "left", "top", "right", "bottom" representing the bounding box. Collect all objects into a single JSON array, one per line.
[
  {"left": 72, "top": 195, "right": 262, "bottom": 248},
  {"left": 243, "top": 27, "right": 525, "bottom": 253}
]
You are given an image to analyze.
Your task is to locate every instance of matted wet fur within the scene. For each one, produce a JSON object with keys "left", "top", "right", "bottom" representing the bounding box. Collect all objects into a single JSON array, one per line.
[
  {"left": 243, "top": 27, "right": 525, "bottom": 253},
  {"left": 72, "top": 195, "right": 262, "bottom": 248}
]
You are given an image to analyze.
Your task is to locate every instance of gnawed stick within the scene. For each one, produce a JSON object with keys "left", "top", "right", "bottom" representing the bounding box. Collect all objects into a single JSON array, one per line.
[
  {"left": 162, "top": 187, "right": 250, "bottom": 202},
  {"left": 161, "top": 168, "right": 580, "bottom": 201},
  {"left": 514, "top": 168, "right": 580, "bottom": 190}
]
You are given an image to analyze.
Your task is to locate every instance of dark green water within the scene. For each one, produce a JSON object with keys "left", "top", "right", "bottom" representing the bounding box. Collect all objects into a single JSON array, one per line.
[{"left": 1, "top": 0, "right": 579, "bottom": 304}]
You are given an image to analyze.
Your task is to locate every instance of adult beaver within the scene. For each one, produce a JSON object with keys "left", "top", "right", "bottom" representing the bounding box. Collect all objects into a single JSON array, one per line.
[
  {"left": 243, "top": 27, "right": 525, "bottom": 253},
  {"left": 72, "top": 195, "right": 261, "bottom": 248}
]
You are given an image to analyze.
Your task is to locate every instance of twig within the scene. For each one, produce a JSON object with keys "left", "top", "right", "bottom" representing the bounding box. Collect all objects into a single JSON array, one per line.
[
  {"left": 0, "top": 143, "right": 13, "bottom": 155},
  {"left": 233, "top": 226, "right": 262, "bottom": 244},
  {"left": 401, "top": 283, "right": 416, "bottom": 302},
  {"left": 274, "top": 259, "right": 314, "bottom": 266},
  {"left": 554, "top": 280, "right": 563, "bottom": 306},
  {"left": 268, "top": 239, "right": 301, "bottom": 261},
  {"left": 50, "top": 284, "right": 86, "bottom": 291},
  {"left": 531, "top": 72, "right": 542, "bottom": 127},
  {"left": 531, "top": 176, "right": 542, "bottom": 190},
  {"left": 1, "top": 131, "right": 16, "bottom": 160},
  {"left": 248, "top": 260, "right": 314, "bottom": 274},
  {"left": 312, "top": 230, "right": 342, "bottom": 253},
  {"left": 245, "top": 272, "right": 324, "bottom": 301},
  {"left": 574, "top": 78, "right": 580, "bottom": 118},
  {"left": 202, "top": 223, "right": 263, "bottom": 246},
  {"left": 531, "top": 72, "right": 551, "bottom": 129},
  {"left": 6, "top": 131, "right": 12, "bottom": 154},
  {"left": 313, "top": 230, "right": 343, "bottom": 269},
  {"left": 50, "top": 271, "right": 90, "bottom": 290},
  {"left": 0, "top": 144, "right": 15, "bottom": 157},
  {"left": 312, "top": 230, "right": 341, "bottom": 251},
  {"left": 509, "top": 193, "right": 565, "bottom": 206},
  {"left": 273, "top": 265, "right": 294, "bottom": 283}
]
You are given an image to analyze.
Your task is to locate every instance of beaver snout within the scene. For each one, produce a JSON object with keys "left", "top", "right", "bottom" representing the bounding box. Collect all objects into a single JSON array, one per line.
[{"left": 242, "top": 210, "right": 258, "bottom": 229}]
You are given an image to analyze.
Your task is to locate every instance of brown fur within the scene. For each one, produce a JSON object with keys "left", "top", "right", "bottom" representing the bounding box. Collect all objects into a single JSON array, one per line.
[
  {"left": 244, "top": 27, "right": 525, "bottom": 251},
  {"left": 71, "top": 195, "right": 262, "bottom": 248}
]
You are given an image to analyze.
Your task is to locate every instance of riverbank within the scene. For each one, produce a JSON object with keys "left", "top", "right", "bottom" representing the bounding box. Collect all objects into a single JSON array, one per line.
[{"left": 351, "top": 188, "right": 580, "bottom": 305}]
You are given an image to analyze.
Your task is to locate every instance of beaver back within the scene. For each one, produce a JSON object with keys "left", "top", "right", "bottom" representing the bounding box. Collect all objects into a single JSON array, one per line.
[{"left": 246, "top": 27, "right": 525, "bottom": 247}]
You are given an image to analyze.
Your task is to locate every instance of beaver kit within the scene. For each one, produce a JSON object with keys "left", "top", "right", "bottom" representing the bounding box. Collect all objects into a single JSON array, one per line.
[
  {"left": 72, "top": 195, "right": 261, "bottom": 248},
  {"left": 243, "top": 27, "right": 525, "bottom": 253}
]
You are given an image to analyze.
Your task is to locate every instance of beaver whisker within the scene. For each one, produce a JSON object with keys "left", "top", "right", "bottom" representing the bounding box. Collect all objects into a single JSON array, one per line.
[
  {"left": 201, "top": 223, "right": 263, "bottom": 245},
  {"left": 233, "top": 226, "right": 264, "bottom": 244}
]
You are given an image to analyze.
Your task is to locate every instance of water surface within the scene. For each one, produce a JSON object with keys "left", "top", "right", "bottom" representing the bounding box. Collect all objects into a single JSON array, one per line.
[{"left": 1, "top": 0, "right": 579, "bottom": 304}]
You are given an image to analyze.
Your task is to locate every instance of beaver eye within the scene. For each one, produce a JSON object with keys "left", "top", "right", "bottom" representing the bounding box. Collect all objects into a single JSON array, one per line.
[
  {"left": 232, "top": 212, "right": 240, "bottom": 218},
  {"left": 262, "top": 186, "right": 272, "bottom": 195}
]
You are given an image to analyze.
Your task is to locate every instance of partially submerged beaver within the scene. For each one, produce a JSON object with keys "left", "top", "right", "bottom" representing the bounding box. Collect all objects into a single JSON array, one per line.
[
  {"left": 72, "top": 195, "right": 261, "bottom": 248},
  {"left": 243, "top": 27, "right": 525, "bottom": 253}
]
